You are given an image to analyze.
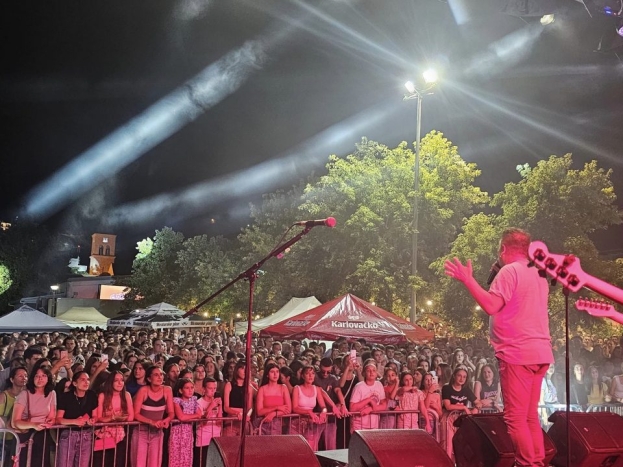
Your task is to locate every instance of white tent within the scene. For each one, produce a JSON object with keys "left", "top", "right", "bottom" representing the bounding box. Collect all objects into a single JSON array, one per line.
[
  {"left": 0, "top": 305, "right": 72, "bottom": 332},
  {"left": 57, "top": 307, "right": 110, "bottom": 328},
  {"left": 235, "top": 296, "right": 321, "bottom": 335}
]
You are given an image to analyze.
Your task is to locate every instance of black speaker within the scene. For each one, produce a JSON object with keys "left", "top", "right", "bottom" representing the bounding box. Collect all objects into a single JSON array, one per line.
[
  {"left": 453, "top": 413, "right": 556, "bottom": 467},
  {"left": 547, "top": 411, "right": 623, "bottom": 467},
  {"left": 348, "top": 429, "right": 453, "bottom": 467},
  {"left": 206, "top": 435, "right": 321, "bottom": 467}
]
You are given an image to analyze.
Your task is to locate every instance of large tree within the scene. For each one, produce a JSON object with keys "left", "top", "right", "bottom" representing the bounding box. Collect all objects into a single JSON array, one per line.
[
  {"left": 124, "top": 227, "right": 185, "bottom": 306},
  {"left": 236, "top": 133, "right": 488, "bottom": 315},
  {"left": 433, "top": 155, "right": 623, "bottom": 335}
]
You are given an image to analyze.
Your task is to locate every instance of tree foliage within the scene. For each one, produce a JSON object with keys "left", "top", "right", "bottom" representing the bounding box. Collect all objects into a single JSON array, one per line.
[{"left": 434, "top": 155, "right": 623, "bottom": 336}]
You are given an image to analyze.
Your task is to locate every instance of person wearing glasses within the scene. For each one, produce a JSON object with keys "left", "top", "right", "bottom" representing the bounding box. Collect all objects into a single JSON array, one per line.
[{"left": 131, "top": 366, "right": 174, "bottom": 467}]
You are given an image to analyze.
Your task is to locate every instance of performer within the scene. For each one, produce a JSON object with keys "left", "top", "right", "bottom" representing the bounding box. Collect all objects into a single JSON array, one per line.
[{"left": 445, "top": 228, "right": 554, "bottom": 467}]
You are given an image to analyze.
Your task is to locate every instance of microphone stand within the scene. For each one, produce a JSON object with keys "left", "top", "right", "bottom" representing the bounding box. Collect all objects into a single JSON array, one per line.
[{"left": 182, "top": 225, "right": 316, "bottom": 467}]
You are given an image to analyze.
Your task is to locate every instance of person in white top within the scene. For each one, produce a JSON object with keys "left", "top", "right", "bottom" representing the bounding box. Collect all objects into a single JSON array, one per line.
[{"left": 349, "top": 360, "right": 387, "bottom": 432}]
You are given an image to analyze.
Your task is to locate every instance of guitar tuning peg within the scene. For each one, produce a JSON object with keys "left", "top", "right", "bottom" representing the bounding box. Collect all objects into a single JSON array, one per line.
[
  {"left": 550, "top": 279, "right": 557, "bottom": 287},
  {"left": 538, "top": 270, "right": 547, "bottom": 278}
]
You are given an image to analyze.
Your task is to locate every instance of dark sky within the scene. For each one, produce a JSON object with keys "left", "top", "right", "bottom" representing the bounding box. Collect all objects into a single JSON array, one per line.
[{"left": 1, "top": 0, "right": 622, "bottom": 274}]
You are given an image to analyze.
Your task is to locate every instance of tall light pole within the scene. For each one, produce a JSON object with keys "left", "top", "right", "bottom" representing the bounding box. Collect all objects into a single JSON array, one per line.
[{"left": 404, "top": 69, "right": 438, "bottom": 324}]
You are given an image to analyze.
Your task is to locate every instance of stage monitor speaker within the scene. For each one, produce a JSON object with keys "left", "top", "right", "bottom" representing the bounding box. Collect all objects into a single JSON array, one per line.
[
  {"left": 547, "top": 411, "right": 623, "bottom": 467},
  {"left": 206, "top": 435, "right": 321, "bottom": 467},
  {"left": 453, "top": 413, "right": 556, "bottom": 467},
  {"left": 348, "top": 429, "right": 453, "bottom": 467}
]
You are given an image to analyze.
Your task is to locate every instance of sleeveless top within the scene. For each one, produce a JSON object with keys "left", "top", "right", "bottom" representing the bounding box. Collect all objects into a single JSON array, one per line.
[
  {"left": 479, "top": 381, "right": 498, "bottom": 400},
  {"left": 296, "top": 385, "right": 317, "bottom": 410},
  {"left": 229, "top": 383, "right": 245, "bottom": 409},
  {"left": 264, "top": 394, "right": 286, "bottom": 408},
  {"left": 140, "top": 392, "right": 166, "bottom": 421}
]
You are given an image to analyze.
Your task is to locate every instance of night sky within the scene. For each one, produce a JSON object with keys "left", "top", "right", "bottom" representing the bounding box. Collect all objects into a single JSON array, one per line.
[{"left": 1, "top": 0, "right": 622, "bottom": 274}]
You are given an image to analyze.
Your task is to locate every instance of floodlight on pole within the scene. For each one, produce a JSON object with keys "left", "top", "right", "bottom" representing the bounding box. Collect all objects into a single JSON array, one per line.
[
  {"left": 403, "top": 69, "right": 438, "bottom": 324},
  {"left": 540, "top": 14, "right": 555, "bottom": 25}
]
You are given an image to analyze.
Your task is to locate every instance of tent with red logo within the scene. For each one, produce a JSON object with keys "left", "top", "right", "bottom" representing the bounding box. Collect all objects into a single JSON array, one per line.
[{"left": 259, "top": 293, "right": 434, "bottom": 344}]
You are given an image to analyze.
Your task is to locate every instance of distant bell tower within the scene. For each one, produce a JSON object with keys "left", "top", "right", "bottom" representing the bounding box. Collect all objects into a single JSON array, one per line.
[{"left": 89, "top": 233, "right": 116, "bottom": 276}]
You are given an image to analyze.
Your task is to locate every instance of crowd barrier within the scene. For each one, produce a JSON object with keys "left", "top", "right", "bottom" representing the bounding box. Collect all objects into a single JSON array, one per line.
[{"left": 10, "top": 403, "right": 621, "bottom": 466}]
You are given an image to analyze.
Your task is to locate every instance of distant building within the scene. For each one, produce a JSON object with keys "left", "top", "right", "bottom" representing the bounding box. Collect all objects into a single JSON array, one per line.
[{"left": 89, "top": 233, "right": 116, "bottom": 276}]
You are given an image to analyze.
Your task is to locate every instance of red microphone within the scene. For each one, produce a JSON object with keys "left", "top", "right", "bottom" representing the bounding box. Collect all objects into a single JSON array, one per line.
[{"left": 294, "top": 217, "right": 336, "bottom": 228}]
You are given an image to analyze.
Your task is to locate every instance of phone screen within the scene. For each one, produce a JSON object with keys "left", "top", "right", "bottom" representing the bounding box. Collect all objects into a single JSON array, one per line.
[
  {"left": 350, "top": 349, "right": 357, "bottom": 362},
  {"left": 101, "top": 354, "right": 109, "bottom": 363},
  {"left": 60, "top": 351, "right": 68, "bottom": 360}
]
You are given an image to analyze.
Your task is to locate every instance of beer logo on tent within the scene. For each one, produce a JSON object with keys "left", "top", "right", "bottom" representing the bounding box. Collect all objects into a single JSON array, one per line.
[{"left": 285, "top": 319, "right": 310, "bottom": 327}]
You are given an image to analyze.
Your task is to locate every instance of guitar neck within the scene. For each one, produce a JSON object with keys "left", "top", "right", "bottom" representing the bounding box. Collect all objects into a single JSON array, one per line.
[{"left": 583, "top": 274, "right": 623, "bottom": 306}]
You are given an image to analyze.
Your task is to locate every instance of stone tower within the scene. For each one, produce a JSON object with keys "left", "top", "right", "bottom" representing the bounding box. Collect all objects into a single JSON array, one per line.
[{"left": 89, "top": 233, "right": 116, "bottom": 276}]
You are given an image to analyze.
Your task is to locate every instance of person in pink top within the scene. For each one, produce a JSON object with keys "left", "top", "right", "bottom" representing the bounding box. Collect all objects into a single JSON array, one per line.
[
  {"left": 445, "top": 228, "right": 554, "bottom": 467},
  {"left": 256, "top": 362, "right": 291, "bottom": 435}
]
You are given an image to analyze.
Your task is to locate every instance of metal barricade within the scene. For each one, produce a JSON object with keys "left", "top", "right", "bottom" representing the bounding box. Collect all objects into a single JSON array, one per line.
[
  {"left": 586, "top": 403, "right": 623, "bottom": 416},
  {"left": 0, "top": 427, "right": 21, "bottom": 467},
  {"left": 537, "top": 404, "right": 583, "bottom": 431}
]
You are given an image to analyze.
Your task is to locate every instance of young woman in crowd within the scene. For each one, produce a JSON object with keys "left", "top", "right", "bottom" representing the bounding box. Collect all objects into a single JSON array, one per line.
[
  {"left": 12, "top": 366, "right": 56, "bottom": 467},
  {"left": 94, "top": 371, "right": 134, "bottom": 467},
  {"left": 193, "top": 364, "right": 206, "bottom": 398},
  {"left": 164, "top": 362, "right": 180, "bottom": 388},
  {"left": 194, "top": 378, "right": 222, "bottom": 467},
  {"left": 132, "top": 366, "right": 175, "bottom": 467},
  {"left": 124, "top": 353, "right": 139, "bottom": 371},
  {"left": 56, "top": 371, "right": 98, "bottom": 467},
  {"left": 570, "top": 362, "right": 589, "bottom": 407},
  {"left": 223, "top": 360, "right": 256, "bottom": 436},
  {"left": 421, "top": 372, "right": 443, "bottom": 419},
  {"left": 441, "top": 367, "right": 481, "bottom": 461},
  {"left": 125, "top": 360, "right": 151, "bottom": 398},
  {"left": 0, "top": 366, "right": 27, "bottom": 465},
  {"left": 473, "top": 364, "right": 501, "bottom": 411},
  {"left": 206, "top": 360, "right": 224, "bottom": 396},
  {"left": 587, "top": 365, "right": 609, "bottom": 405},
  {"left": 395, "top": 371, "right": 430, "bottom": 431},
  {"left": 610, "top": 361, "right": 623, "bottom": 402},
  {"left": 169, "top": 378, "right": 202, "bottom": 467},
  {"left": 256, "top": 362, "right": 291, "bottom": 435},
  {"left": 292, "top": 365, "right": 330, "bottom": 450}
]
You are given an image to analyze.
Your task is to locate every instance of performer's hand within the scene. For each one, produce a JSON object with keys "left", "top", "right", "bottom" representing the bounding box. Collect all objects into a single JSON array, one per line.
[{"left": 444, "top": 257, "right": 473, "bottom": 283}]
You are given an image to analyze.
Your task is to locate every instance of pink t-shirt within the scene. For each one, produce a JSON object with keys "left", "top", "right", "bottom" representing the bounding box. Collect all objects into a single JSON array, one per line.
[{"left": 489, "top": 259, "right": 554, "bottom": 365}]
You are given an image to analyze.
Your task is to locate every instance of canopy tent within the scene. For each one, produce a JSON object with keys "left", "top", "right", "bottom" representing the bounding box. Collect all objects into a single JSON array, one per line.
[
  {"left": 260, "top": 293, "right": 434, "bottom": 344},
  {"left": 57, "top": 307, "right": 109, "bottom": 328},
  {"left": 0, "top": 305, "right": 72, "bottom": 333},
  {"left": 235, "top": 296, "right": 321, "bottom": 335}
]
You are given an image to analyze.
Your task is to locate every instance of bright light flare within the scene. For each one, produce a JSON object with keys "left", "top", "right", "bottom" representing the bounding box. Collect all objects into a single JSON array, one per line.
[
  {"left": 423, "top": 68, "right": 438, "bottom": 84},
  {"left": 404, "top": 81, "right": 416, "bottom": 94},
  {"left": 540, "top": 14, "right": 555, "bottom": 25}
]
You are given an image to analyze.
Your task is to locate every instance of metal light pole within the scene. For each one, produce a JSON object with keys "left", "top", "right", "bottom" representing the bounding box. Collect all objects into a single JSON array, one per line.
[{"left": 404, "top": 69, "right": 438, "bottom": 324}]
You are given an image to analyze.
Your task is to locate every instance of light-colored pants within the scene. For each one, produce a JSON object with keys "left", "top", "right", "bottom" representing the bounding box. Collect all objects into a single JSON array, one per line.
[
  {"left": 499, "top": 360, "right": 549, "bottom": 467},
  {"left": 131, "top": 426, "right": 164, "bottom": 467},
  {"left": 56, "top": 429, "right": 93, "bottom": 467}
]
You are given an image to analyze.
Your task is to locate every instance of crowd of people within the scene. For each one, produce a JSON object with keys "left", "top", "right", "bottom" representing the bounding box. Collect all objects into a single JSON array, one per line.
[{"left": 0, "top": 325, "right": 620, "bottom": 467}]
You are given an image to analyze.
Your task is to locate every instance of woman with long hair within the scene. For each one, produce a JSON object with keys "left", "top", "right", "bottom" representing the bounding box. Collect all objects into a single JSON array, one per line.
[
  {"left": 256, "top": 362, "right": 291, "bottom": 435},
  {"left": 292, "top": 365, "right": 329, "bottom": 451},
  {"left": 94, "top": 371, "right": 134, "bottom": 467},
  {"left": 164, "top": 362, "right": 180, "bottom": 388},
  {"left": 126, "top": 360, "right": 151, "bottom": 398},
  {"left": 205, "top": 361, "right": 224, "bottom": 396},
  {"left": 473, "top": 364, "right": 501, "bottom": 411},
  {"left": 223, "top": 360, "right": 256, "bottom": 436},
  {"left": 0, "top": 366, "right": 27, "bottom": 466},
  {"left": 193, "top": 364, "right": 206, "bottom": 398},
  {"left": 396, "top": 371, "right": 430, "bottom": 431},
  {"left": 56, "top": 371, "right": 98, "bottom": 467},
  {"left": 132, "top": 366, "right": 175, "bottom": 467},
  {"left": 12, "top": 367, "right": 56, "bottom": 467},
  {"left": 169, "top": 378, "right": 202, "bottom": 467},
  {"left": 587, "top": 365, "right": 608, "bottom": 405},
  {"left": 421, "top": 372, "right": 443, "bottom": 419}
]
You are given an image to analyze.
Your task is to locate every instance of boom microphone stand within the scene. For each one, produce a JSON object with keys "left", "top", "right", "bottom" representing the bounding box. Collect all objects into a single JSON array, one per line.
[{"left": 183, "top": 220, "right": 332, "bottom": 467}]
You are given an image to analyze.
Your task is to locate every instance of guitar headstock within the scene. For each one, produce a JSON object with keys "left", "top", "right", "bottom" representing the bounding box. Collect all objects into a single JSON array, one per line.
[
  {"left": 528, "top": 241, "right": 586, "bottom": 292},
  {"left": 575, "top": 298, "right": 623, "bottom": 324}
]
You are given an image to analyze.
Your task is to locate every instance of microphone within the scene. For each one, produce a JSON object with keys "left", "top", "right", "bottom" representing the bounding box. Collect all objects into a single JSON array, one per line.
[
  {"left": 294, "top": 217, "right": 337, "bottom": 228},
  {"left": 486, "top": 261, "right": 502, "bottom": 286}
]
